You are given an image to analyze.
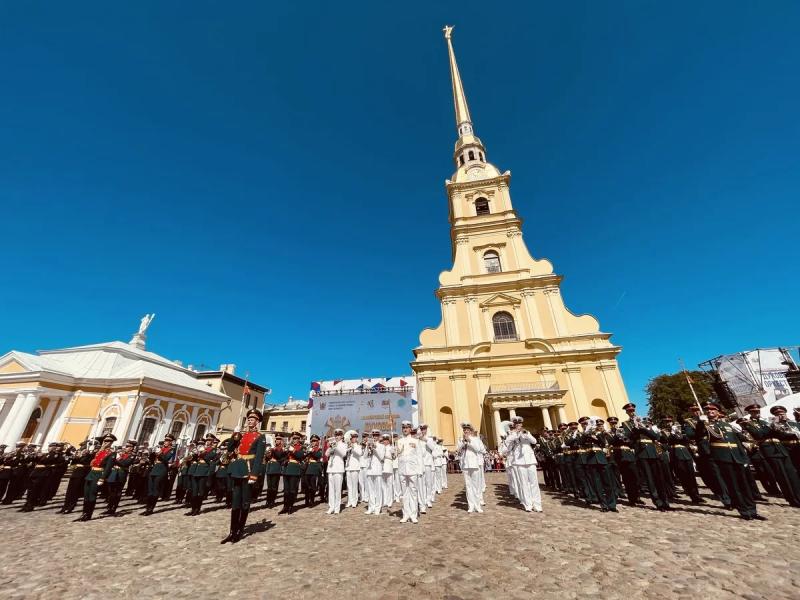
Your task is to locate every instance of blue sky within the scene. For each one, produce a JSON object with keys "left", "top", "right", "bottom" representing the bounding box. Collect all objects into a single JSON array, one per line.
[{"left": 1, "top": 2, "right": 798, "bottom": 404}]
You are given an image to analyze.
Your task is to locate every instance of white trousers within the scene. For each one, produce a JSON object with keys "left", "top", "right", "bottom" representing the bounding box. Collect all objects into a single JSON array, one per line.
[
  {"left": 425, "top": 466, "right": 435, "bottom": 504},
  {"left": 463, "top": 467, "right": 483, "bottom": 512},
  {"left": 441, "top": 464, "right": 448, "bottom": 488},
  {"left": 514, "top": 464, "right": 542, "bottom": 511},
  {"left": 507, "top": 464, "right": 518, "bottom": 498},
  {"left": 478, "top": 465, "right": 486, "bottom": 493},
  {"left": 358, "top": 468, "right": 367, "bottom": 503},
  {"left": 382, "top": 473, "right": 394, "bottom": 506},
  {"left": 393, "top": 469, "right": 401, "bottom": 500},
  {"left": 433, "top": 465, "right": 443, "bottom": 493},
  {"left": 367, "top": 475, "right": 382, "bottom": 513},
  {"left": 327, "top": 472, "right": 343, "bottom": 513},
  {"left": 399, "top": 474, "right": 418, "bottom": 521},
  {"left": 417, "top": 472, "right": 427, "bottom": 510},
  {"left": 346, "top": 471, "right": 360, "bottom": 507}
]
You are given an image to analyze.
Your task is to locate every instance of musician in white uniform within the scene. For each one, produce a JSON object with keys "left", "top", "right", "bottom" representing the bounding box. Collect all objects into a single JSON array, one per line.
[
  {"left": 380, "top": 434, "right": 395, "bottom": 508},
  {"left": 392, "top": 433, "right": 401, "bottom": 503},
  {"left": 412, "top": 427, "right": 427, "bottom": 514},
  {"left": 344, "top": 430, "right": 362, "bottom": 508},
  {"left": 432, "top": 437, "right": 443, "bottom": 494},
  {"left": 458, "top": 422, "right": 486, "bottom": 513},
  {"left": 396, "top": 420, "right": 420, "bottom": 523},
  {"left": 325, "top": 428, "right": 347, "bottom": 514},
  {"left": 505, "top": 416, "right": 543, "bottom": 512},
  {"left": 365, "top": 429, "right": 385, "bottom": 515},
  {"left": 419, "top": 424, "right": 436, "bottom": 508},
  {"left": 499, "top": 433, "right": 517, "bottom": 499},
  {"left": 358, "top": 432, "right": 370, "bottom": 504},
  {"left": 437, "top": 438, "right": 449, "bottom": 489}
]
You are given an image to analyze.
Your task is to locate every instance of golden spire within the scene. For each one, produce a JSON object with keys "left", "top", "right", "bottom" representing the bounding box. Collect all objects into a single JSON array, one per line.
[
  {"left": 443, "top": 25, "right": 485, "bottom": 168},
  {"left": 443, "top": 25, "right": 472, "bottom": 136}
]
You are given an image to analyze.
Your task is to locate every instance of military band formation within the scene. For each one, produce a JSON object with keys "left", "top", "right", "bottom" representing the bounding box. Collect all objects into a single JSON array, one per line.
[{"left": 3, "top": 403, "right": 800, "bottom": 543}]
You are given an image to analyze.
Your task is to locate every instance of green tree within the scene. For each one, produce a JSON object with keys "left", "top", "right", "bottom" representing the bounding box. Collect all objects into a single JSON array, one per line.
[{"left": 646, "top": 370, "right": 716, "bottom": 422}]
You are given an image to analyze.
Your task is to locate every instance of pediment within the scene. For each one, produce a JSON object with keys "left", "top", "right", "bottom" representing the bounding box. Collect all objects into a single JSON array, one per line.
[
  {"left": 0, "top": 354, "right": 35, "bottom": 374},
  {"left": 479, "top": 293, "right": 521, "bottom": 308}
]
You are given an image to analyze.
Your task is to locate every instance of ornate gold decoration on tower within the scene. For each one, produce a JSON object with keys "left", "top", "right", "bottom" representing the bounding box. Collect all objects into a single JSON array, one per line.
[{"left": 411, "top": 26, "right": 630, "bottom": 448}]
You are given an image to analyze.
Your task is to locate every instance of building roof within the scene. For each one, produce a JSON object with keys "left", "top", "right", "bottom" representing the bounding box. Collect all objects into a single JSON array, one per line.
[
  {"left": 195, "top": 370, "right": 270, "bottom": 393},
  {"left": 0, "top": 341, "right": 229, "bottom": 401}
]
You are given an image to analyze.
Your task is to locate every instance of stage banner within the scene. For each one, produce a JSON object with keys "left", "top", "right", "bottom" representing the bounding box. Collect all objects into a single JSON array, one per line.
[{"left": 310, "top": 390, "right": 414, "bottom": 438}]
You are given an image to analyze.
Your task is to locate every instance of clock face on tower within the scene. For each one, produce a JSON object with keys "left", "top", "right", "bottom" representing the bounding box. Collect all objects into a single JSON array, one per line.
[{"left": 467, "top": 166, "right": 484, "bottom": 181}]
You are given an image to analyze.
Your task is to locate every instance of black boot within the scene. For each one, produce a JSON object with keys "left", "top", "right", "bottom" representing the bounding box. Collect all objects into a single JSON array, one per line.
[
  {"left": 235, "top": 508, "right": 249, "bottom": 543},
  {"left": 143, "top": 496, "right": 156, "bottom": 516},
  {"left": 78, "top": 501, "right": 95, "bottom": 521},
  {"left": 221, "top": 509, "right": 239, "bottom": 544},
  {"left": 279, "top": 493, "right": 291, "bottom": 514},
  {"left": 288, "top": 492, "right": 297, "bottom": 514},
  {"left": 225, "top": 492, "right": 232, "bottom": 509}
]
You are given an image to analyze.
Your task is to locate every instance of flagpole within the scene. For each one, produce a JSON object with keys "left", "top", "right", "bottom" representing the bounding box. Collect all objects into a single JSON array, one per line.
[{"left": 679, "top": 358, "right": 704, "bottom": 414}]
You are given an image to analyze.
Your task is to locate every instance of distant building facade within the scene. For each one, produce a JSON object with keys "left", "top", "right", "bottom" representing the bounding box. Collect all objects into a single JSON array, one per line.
[
  {"left": 262, "top": 399, "right": 310, "bottom": 437},
  {"left": 0, "top": 319, "right": 230, "bottom": 448},
  {"left": 195, "top": 365, "right": 270, "bottom": 434}
]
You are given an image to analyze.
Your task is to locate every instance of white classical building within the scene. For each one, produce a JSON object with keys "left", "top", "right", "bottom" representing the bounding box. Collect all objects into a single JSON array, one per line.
[{"left": 0, "top": 320, "right": 230, "bottom": 448}]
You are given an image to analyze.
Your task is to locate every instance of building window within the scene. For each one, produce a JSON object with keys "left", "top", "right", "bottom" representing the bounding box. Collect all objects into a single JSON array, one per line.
[
  {"left": 475, "top": 198, "right": 490, "bottom": 215},
  {"left": 300, "top": 420, "right": 306, "bottom": 432},
  {"left": 281, "top": 421, "right": 288, "bottom": 432},
  {"left": 138, "top": 417, "right": 157, "bottom": 446},
  {"left": 468, "top": 150, "right": 475, "bottom": 160},
  {"left": 170, "top": 420, "right": 185, "bottom": 440},
  {"left": 270, "top": 421, "right": 276, "bottom": 431},
  {"left": 484, "top": 250, "right": 502, "bottom": 273},
  {"left": 458, "top": 155, "right": 465, "bottom": 166},
  {"left": 195, "top": 424, "right": 207, "bottom": 441},
  {"left": 480, "top": 152, "right": 485, "bottom": 161},
  {"left": 492, "top": 311, "right": 518, "bottom": 341},
  {"left": 101, "top": 417, "right": 117, "bottom": 436}
]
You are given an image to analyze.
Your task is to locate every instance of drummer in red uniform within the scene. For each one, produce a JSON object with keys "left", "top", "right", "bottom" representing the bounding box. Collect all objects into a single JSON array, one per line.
[{"left": 221, "top": 409, "right": 266, "bottom": 544}]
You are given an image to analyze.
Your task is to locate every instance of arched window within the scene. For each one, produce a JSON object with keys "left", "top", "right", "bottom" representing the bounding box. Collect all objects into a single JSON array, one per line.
[
  {"left": 138, "top": 417, "right": 157, "bottom": 445},
  {"left": 170, "top": 420, "right": 185, "bottom": 439},
  {"left": 468, "top": 150, "right": 475, "bottom": 161},
  {"left": 475, "top": 197, "right": 490, "bottom": 215},
  {"left": 101, "top": 417, "right": 117, "bottom": 436},
  {"left": 484, "top": 250, "right": 501, "bottom": 273},
  {"left": 591, "top": 399, "right": 609, "bottom": 419},
  {"left": 194, "top": 424, "right": 207, "bottom": 442},
  {"left": 438, "top": 406, "right": 456, "bottom": 446},
  {"left": 492, "top": 311, "right": 518, "bottom": 341},
  {"left": 458, "top": 155, "right": 465, "bottom": 166}
]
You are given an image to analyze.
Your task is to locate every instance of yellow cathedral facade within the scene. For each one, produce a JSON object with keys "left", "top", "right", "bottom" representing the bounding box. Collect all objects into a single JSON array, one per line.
[{"left": 411, "top": 27, "right": 630, "bottom": 448}]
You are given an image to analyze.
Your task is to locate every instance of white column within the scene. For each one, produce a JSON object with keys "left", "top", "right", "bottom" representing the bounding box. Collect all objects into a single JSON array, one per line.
[
  {"left": 115, "top": 395, "right": 137, "bottom": 441},
  {"left": 209, "top": 410, "right": 220, "bottom": 434},
  {"left": 557, "top": 406, "right": 567, "bottom": 424},
  {"left": 185, "top": 405, "right": 200, "bottom": 441},
  {"left": 32, "top": 399, "right": 57, "bottom": 445},
  {"left": 493, "top": 408, "right": 503, "bottom": 446},
  {"left": 158, "top": 401, "right": 176, "bottom": 441},
  {"left": 508, "top": 408, "right": 517, "bottom": 420},
  {"left": 0, "top": 394, "right": 23, "bottom": 442},
  {"left": 540, "top": 406, "right": 553, "bottom": 430},
  {"left": 4, "top": 393, "right": 39, "bottom": 446},
  {"left": 125, "top": 397, "right": 145, "bottom": 442},
  {"left": 42, "top": 397, "right": 69, "bottom": 446}
]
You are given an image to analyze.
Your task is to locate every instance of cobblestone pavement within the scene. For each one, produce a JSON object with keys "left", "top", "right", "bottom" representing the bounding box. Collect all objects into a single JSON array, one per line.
[{"left": 1, "top": 473, "right": 799, "bottom": 600}]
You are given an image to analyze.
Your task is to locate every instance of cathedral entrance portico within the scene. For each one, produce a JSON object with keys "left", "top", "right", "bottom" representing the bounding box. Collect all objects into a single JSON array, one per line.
[{"left": 485, "top": 382, "right": 567, "bottom": 445}]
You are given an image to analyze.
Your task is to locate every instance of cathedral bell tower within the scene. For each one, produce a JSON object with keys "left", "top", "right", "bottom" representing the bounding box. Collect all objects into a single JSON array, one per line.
[{"left": 411, "top": 26, "right": 630, "bottom": 448}]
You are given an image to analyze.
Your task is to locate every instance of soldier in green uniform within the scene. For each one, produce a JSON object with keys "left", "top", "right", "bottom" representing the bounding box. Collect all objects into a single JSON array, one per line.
[
  {"left": 581, "top": 419, "right": 616, "bottom": 512},
  {"left": 748, "top": 404, "right": 800, "bottom": 507},
  {"left": 221, "top": 410, "right": 266, "bottom": 544},
  {"left": 662, "top": 417, "right": 704, "bottom": 503},
  {"left": 682, "top": 405, "right": 728, "bottom": 505},
  {"left": 304, "top": 434, "right": 323, "bottom": 508},
  {"left": 78, "top": 434, "right": 117, "bottom": 521},
  {"left": 622, "top": 403, "right": 671, "bottom": 511},
  {"left": 608, "top": 416, "right": 641, "bottom": 506},
  {"left": 103, "top": 439, "right": 137, "bottom": 515},
  {"left": 45, "top": 443, "right": 67, "bottom": 503},
  {"left": 695, "top": 402, "right": 765, "bottom": 520},
  {"left": 0, "top": 445, "right": 11, "bottom": 502},
  {"left": 189, "top": 434, "right": 218, "bottom": 516},
  {"left": 144, "top": 434, "right": 176, "bottom": 516},
  {"left": 20, "top": 444, "right": 54, "bottom": 512},
  {"left": 281, "top": 432, "right": 306, "bottom": 515},
  {"left": 175, "top": 449, "right": 194, "bottom": 505},
  {"left": 264, "top": 434, "right": 287, "bottom": 508},
  {"left": 58, "top": 442, "right": 93, "bottom": 513}
]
